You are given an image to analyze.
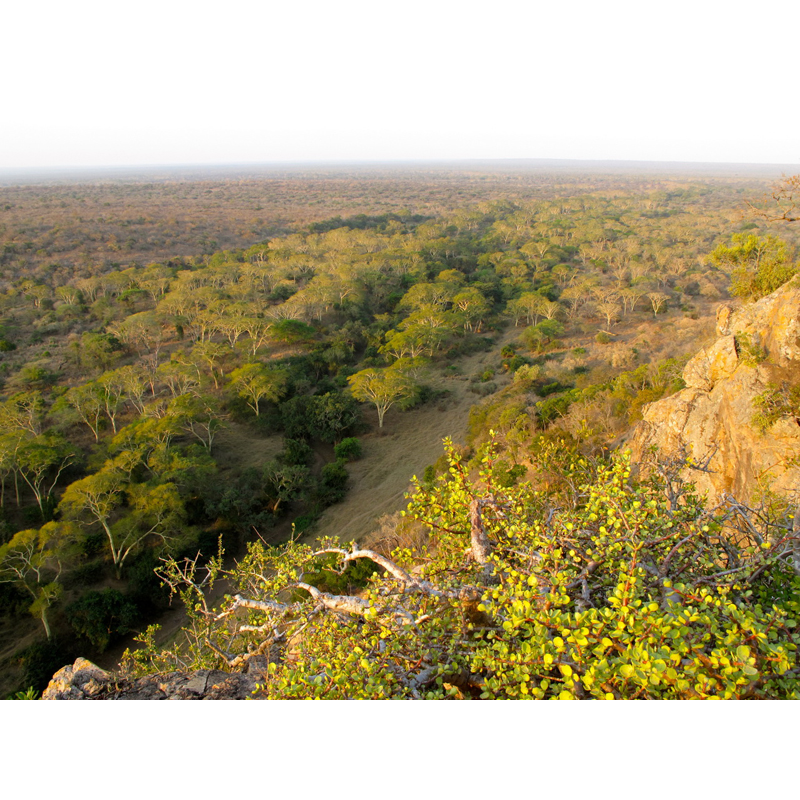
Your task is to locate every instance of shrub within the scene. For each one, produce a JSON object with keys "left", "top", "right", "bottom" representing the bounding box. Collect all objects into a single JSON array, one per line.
[
  {"left": 398, "top": 383, "right": 441, "bottom": 410},
  {"left": 19, "top": 638, "right": 77, "bottom": 692},
  {"left": 752, "top": 383, "right": 800, "bottom": 433},
  {"left": 536, "top": 392, "right": 572, "bottom": 427},
  {"left": 270, "top": 319, "right": 316, "bottom": 344},
  {"left": 734, "top": 331, "right": 767, "bottom": 367},
  {"left": 67, "top": 589, "right": 140, "bottom": 652},
  {"left": 494, "top": 461, "right": 526, "bottom": 488},
  {"left": 512, "top": 364, "right": 541, "bottom": 388},
  {"left": 292, "top": 513, "right": 319, "bottom": 534},
  {"left": 318, "top": 460, "right": 349, "bottom": 506},
  {"left": 281, "top": 438, "right": 314, "bottom": 467},
  {"left": 710, "top": 233, "right": 797, "bottom": 301},
  {"left": 334, "top": 437, "right": 363, "bottom": 462},
  {"left": 469, "top": 381, "right": 497, "bottom": 396},
  {"left": 124, "top": 552, "right": 171, "bottom": 615},
  {"left": 522, "top": 320, "right": 564, "bottom": 354},
  {"left": 421, "top": 464, "right": 437, "bottom": 487},
  {"left": 503, "top": 354, "right": 530, "bottom": 373},
  {"left": 142, "top": 441, "right": 800, "bottom": 699}
]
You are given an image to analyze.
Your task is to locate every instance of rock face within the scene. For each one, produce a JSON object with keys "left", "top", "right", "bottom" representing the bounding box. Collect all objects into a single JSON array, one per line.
[
  {"left": 628, "top": 279, "right": 800, "bottom": 504},
  {"left": 42, "top": 657, "right": 267, "bottom": 700}
]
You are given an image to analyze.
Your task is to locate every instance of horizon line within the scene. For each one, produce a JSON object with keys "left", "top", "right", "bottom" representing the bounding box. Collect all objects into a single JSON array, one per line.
[{"left": 1, "top": 156, "right": 796, "bottom": 185}]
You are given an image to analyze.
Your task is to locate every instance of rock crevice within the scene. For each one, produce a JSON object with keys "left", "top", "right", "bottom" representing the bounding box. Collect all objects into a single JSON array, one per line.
[{"left": 628, "top": 279, "right": 800, "bottom": 503}]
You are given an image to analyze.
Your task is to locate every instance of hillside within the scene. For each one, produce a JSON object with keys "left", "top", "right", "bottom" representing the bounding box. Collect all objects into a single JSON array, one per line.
[{"left": 1, "top": 167, "right": 798, "bottom": 698}]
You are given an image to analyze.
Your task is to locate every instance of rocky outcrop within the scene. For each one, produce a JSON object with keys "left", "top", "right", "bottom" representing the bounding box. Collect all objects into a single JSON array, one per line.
[
  {"left": 628, "top": 278, "right": 800, "bottom": 503},
  {"left": 42, "top": 657, "right": 268, "bottom": 700}
]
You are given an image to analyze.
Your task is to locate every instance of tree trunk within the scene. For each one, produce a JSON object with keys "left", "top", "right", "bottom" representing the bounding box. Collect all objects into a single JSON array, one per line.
[{"left": 41, "top": 607, "right": 52, "bottom": 640}]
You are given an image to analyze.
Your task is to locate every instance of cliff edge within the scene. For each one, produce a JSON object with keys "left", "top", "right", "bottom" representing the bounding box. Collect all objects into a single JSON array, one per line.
[
  {"left": 627, "top": 278, "right": 800, "bottom": 504},
  {"left": 42, "top": 657, "right": 267, "bottom": 700}
]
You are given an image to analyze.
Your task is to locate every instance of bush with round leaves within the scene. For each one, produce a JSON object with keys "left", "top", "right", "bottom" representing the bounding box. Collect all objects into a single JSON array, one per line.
[{"left": 128, "top": 439, "right": 799, "bottom": 699}]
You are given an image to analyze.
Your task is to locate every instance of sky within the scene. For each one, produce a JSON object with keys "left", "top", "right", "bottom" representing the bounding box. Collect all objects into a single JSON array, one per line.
[{"left": 2, "top": 0, "right": 799, "bottom": 170}]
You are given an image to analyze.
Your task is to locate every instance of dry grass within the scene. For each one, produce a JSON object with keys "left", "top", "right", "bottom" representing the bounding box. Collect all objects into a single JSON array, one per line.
[{"left": 305, "top": 344, "right": 503, "bottom": 547}]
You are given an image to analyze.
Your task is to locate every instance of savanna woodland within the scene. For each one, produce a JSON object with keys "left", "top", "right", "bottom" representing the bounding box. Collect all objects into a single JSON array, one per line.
[{"left": 1, "top": 162, "right": 798, "bottom": 699}]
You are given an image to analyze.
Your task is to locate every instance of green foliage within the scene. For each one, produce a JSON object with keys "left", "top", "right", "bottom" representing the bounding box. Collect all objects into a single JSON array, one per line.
[
  {"left": 734, "top": 331, "right": 767, "bottom": 367},
  {"left": 58, "top": 457, "right": 188, "bottom": 578},
  {"left": 0, "top": 521, "right": 73, "bottom": 637},
  {"left": 309, "top": 392, "right": 362, "bottom": 443},
  {"left": 263, "top": 461, "right": 312, "bottom": 514},
  {"left": 334, "top": 437, "right": 363, "bottom": 462},
  {"left": 521, "top": 319, "right": 564, "bottom": 354},
  {"left": 397, "top": 382, "right": 444, "bottom": 411},
  {"left": 318, "top": 460, "right": 349, "bottom": 506},
  {"left": 123, "top": 552, "right": 172, "bottom": 615},
  {"left": 348, "top": 365, "right": 415, "bottom": 428},
  {"left": 710, "top": 233, "right": 797, "bottom": 301},
  {"left": 270, "top": 319, "right": 316, "bottom": 344},
  {"left": 66, "top": 588, "right": 140, "bottom": 652},
  {"left": 493, "top": 461, "right": 526, "bottom": 488},
  {"left": 536, "top": 393, "right": 573, "bottom": 427},
  {"left": 78, "top": 332, "right": 123, "bottom": 371},
  {"left": 303, "top": 553, "right": 379, "bottom": 595},
  {"left": 133, "top": 440, "right": 799, "bottom": 699},
  {"left": 16, "top": 364, "right": 58, "bottom": 391},
  {"left": 204, "top": 467, "right": 273, "bottom": 533},
  {"left": 5, "top": 174, "right": 800, "bottom": 689},
  {"left": 280, "top": 437, "right": 314, "bottom": 467},
  {"left": 752, "top": 383, "right": 800, "bottom": 433},
  {"left": 504, "top": 354, "right": 529, "bottom": 373},
  {"left": 18, "top": 637, "right": 76, "bottom": 692},
  {"left": 228, "top": 363, "right": 287, "bottom": 417},
  {"left": 9, "top": 687, "right": 39, "bottom": 700},
  {"left": 280, "top": 392, "right": 362, "bottom": 442}
]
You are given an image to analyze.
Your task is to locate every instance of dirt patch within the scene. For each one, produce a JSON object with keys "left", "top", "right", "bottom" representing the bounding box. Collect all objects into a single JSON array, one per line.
[{"left": 213, "top": 421, "right": 284, "bottom": 473}]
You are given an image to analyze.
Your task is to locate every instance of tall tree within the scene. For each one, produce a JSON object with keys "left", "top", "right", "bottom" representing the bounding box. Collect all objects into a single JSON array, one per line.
[
  {"left": 347, "top": 366, "right": 414, "bottom": 429},
  {"left": 0, "top": 522, "right": 73, "bottom": 638},
  {"left": 227, "top": 364, "right": 287, "bottom": 417}
]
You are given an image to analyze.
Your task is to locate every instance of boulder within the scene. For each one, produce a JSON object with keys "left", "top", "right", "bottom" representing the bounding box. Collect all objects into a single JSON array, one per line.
[{"left": 42, "top": 658, "right": 264, "bottom": 700}]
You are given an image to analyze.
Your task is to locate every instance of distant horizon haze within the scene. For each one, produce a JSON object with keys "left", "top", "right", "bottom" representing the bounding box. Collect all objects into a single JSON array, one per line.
[{"left": 0, "top": 157, "right": 797, "bottom": 187}]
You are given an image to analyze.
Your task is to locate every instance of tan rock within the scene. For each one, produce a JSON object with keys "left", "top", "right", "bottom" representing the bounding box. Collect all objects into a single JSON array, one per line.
[
  {"left": 628, "top": 279, "right": 800, "bottom": 504},
  {"left": 682, "top": 335, "right": 739, "bottom": 391},
  {"left": 42, "top": 658, "right": 110, "bottom": 700},
  {"left": 716, "top": 304, "right": 732, "bottom": 335},
  {"left": 42, "top": 658, "right": 263, "bottom": 700}
]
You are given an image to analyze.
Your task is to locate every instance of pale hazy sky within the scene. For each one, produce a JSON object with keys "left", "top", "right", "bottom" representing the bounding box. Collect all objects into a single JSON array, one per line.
[{"left": 3, "top": 0, "right": 798, "bottom": 169}]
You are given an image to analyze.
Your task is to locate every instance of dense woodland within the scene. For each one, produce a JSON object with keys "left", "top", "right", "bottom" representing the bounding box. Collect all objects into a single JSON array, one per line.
[{"left": 1, "top": 165, "right": 798, "bottom": 698}]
